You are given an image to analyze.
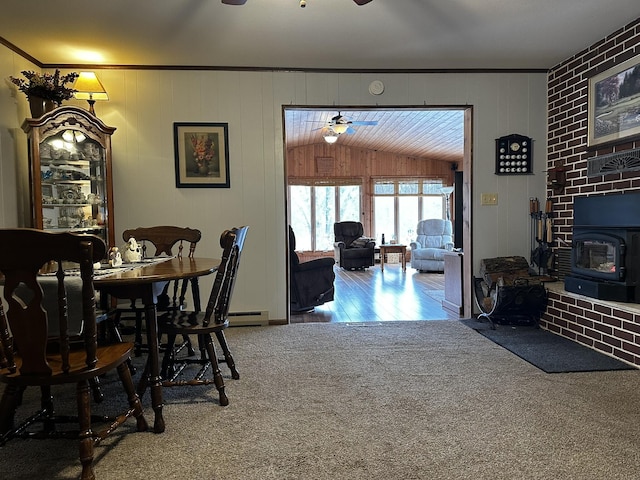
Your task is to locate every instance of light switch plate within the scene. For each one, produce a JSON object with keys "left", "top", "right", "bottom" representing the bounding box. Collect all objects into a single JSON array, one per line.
[{"left": 481, "top": 193, "right": 498, "bottom": 205}]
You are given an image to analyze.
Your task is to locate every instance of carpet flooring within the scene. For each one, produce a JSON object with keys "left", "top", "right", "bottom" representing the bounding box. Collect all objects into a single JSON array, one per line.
[
  {"left": 460, "top": 318, "right": 635, "bottom": 373},
  {"left": 2, "top": 321, "right": 640, "bottom": 479}
]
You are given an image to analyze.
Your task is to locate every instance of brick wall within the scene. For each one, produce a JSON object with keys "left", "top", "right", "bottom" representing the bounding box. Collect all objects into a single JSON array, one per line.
[{"left": 543, "top": 17, "right": 640, "bottom": 365}]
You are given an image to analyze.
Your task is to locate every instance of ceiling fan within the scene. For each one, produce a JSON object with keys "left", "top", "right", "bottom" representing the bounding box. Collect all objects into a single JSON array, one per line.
[
  {"left": 222, "top": 0, "right": 372, "bottom": 5},
  {"left": 314, "top": 112, "right": 378, "bottom": 135}
]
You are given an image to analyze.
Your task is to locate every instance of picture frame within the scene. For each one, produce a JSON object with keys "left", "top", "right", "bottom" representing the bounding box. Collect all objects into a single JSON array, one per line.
[
  {"left": 174, "top": 122, "right": 230, "bottom": 188},
  {"left": 588, "top": 54, "right": 640, "bottom": 148}
]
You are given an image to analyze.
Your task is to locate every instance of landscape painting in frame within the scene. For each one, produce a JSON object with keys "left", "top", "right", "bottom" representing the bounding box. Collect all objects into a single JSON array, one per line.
[
  {"left": 588, "top": 55, "right": 640, "bottom": 148},
  {"left": 174, "top": 122, "right": 230, "bottom": 188}
]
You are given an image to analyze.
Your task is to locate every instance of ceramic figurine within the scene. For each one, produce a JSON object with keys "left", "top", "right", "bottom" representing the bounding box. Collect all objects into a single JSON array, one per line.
[
  {"left": 108, "top": 246, "right": 122, "bottom": 267},
  {"left": 121, "top": 237, "right": 142, "bottom": 263}
]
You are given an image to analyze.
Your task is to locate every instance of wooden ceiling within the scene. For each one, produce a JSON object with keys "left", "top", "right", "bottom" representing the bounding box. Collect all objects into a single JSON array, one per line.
[{"left": 284, "top": 108, "right": 465, "bottom": 163}]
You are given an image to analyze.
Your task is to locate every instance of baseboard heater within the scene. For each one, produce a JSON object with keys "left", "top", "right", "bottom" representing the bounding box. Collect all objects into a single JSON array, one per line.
[{"left": 228, "top": 310, "right": 269, "bottom": 326}]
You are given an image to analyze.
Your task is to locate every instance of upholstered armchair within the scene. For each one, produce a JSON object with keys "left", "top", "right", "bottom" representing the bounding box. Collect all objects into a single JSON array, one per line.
[
  {"left": 289, "top": 226, "right": 336, "bottom": 313},
  {"left": 333, "top": 221, "right": 376, "bottom": 270},
  {"left": 410, "top": 219, "right": 454, "bottom": 272}
]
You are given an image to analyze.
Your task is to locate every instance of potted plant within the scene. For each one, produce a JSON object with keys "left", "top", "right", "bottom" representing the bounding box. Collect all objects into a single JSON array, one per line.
[{"left": 10, "top": 69, "right": 79, "bottom": 118}]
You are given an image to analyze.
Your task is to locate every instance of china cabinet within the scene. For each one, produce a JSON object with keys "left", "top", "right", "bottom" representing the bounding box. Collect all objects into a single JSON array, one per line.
[{"left": 22, "top": 106, "right": 116, "bottom": 247}]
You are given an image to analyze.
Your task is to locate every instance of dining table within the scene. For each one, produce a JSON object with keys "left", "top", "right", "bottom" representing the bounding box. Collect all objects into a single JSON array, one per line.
[{"left": 93, "top": 256, "right": 219, "bottom": 433}]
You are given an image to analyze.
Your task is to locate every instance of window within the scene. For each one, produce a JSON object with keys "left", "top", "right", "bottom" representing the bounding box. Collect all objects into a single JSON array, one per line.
[
  {"left": 289, "top": 180, "right": 362, "bottom": 251},
  {"left": 289, "top": 185, "right": 312, "bottom": 250},
  {"left": 373, "top": 179, "right": 445, "bottom": 245}
]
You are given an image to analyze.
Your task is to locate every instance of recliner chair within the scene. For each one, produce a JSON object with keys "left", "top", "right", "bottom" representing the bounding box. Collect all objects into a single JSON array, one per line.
[
  {"left": 410, "top": 219, "right": 454, "bottom": 272},
  {"left": 333, "top": 221, "right": 376, "bottom": 270},
  {"left": 289, "top": 226, "right": 336, "bottom": 312}
]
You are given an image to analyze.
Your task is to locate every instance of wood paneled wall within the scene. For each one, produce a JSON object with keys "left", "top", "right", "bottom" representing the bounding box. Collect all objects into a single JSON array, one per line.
[
  {"left": 286, "top": 142, "right": 456, "bottom": 233},
  {"left": 287, "top": 143, "right": 457, "bottom": 179}
]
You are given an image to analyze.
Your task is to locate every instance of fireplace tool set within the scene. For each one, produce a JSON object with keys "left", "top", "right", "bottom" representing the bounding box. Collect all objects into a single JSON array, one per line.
[{"left": 530, "top": 197, "right": 553, "bottom": 275}]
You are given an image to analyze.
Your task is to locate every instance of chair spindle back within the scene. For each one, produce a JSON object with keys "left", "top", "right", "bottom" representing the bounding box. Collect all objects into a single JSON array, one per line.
[{"left": 0, "top": 229, "right": 105, "bottom": 377}]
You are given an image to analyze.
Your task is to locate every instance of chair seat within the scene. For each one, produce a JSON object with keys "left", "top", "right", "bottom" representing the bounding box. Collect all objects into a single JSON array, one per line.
[
  {"left": 342, "top": 247, "right": 374, "bottom": 259},
  {"left": 411, "top": 247, "right": 449, "bottom": 261},
  {"left": 1, "top": 343, "right": 135, "bottom": 386},
  {"left": 158, "top": 312, "right": 228, "bottom": 334}
]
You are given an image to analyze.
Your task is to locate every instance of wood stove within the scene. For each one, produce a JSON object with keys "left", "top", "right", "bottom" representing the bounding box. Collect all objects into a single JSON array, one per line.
[{"left": 564, "top": 192, "right": 640, "bottom": 302}]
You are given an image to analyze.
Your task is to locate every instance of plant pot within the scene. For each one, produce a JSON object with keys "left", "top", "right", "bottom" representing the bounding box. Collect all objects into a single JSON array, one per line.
[{"left": 29, "top": 96, "right": 56, "bottom": 118}]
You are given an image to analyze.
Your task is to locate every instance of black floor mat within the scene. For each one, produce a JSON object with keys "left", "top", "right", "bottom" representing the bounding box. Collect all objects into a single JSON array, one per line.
[{"left": 460, "top": 318, "right": 636, "bottom": 373}]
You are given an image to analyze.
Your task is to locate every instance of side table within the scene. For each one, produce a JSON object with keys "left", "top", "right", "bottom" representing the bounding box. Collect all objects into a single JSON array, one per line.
[{"left": 379, "top": 244, "right": 407, "bottom": 271}]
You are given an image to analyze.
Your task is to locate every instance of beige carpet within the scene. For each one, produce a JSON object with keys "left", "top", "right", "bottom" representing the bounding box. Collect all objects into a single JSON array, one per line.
[{"left": 2, "top": 320, "right": 640, "bottom": 479}]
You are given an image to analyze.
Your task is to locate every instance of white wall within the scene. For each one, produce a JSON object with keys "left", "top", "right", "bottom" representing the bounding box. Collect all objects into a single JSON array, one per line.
[
  {"left": 0, "top": 47, "right": 37, "bottom": 228},
  {"left": 0, "top": 46, "right": 548, "bottom": 321}
]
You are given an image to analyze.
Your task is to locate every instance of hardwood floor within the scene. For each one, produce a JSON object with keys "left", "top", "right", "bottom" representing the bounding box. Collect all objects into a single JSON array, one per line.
[{"left": 291, "top": 263, "right": 460, "bottom": 323}]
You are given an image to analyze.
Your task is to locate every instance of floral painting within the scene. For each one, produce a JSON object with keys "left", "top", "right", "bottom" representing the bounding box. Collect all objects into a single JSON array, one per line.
[
  {"left": 588, "top": 54, "right": 640, "bottom": 148},
  {"left": 174, "top": 123, "right": 230, "bottom": 188}
]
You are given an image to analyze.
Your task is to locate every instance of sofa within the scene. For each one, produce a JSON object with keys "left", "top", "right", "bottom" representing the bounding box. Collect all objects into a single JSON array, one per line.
[{"left": 409, "top": 219, "right": 454, "bottom": 272}]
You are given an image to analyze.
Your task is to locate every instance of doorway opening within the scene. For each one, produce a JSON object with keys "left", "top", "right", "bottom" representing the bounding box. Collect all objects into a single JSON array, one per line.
[{"left": 283, "top": 106, "right": 472, "bottom": 322}]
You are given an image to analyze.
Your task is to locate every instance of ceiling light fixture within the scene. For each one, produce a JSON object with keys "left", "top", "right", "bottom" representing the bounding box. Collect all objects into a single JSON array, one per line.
[
  {"left": 323, "top": 129, "right": 339, "bottom": 144},
  {"left": 331, "top": 123, "right": 349, "bottom": 135},
  {"left": 73, "top": 72, "right": 109, "bottom": 116}
]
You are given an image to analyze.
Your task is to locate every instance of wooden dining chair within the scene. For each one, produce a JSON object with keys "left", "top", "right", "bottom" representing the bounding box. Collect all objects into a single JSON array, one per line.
[
  {"left": 156, "top": 226, "right": 248, "bottom": 406},
  {"left": 113, "top": 226, "right": 202, "bottom": 357},
  {"left": 0, "top": 229, "right": 147, "bottom": 480}
]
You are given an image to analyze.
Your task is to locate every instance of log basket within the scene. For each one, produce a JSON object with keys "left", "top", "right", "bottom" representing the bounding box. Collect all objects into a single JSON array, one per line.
[{"left": 473, "top": 256, "right": 548, "bottom": 329}]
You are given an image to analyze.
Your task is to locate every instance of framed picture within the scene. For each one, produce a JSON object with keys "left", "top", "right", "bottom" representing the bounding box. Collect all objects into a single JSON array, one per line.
[
  {"left": 588, "top": 55, "right": 640, "bottom": 148},
  {"left": 174, "top": 122, "right": 230, "bottom": 188}
]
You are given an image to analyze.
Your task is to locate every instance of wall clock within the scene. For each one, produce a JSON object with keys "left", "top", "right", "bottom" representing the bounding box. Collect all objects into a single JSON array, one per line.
[{"left": 495, "top": 134, "right": 533, "bottom": 175}]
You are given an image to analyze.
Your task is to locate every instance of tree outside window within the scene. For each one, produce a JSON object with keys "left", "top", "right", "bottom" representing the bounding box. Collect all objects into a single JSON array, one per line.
[
  {"left": 373, "top": 179, "right": 446, "bottom": 246},
  {"left": 289, "top": 181, "right": 362, "bottom": 252}
]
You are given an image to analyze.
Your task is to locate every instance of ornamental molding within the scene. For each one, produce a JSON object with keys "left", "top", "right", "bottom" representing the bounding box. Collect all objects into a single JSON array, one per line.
[{"left": 587, "top": 148, "right": 640, "bottom": 177}]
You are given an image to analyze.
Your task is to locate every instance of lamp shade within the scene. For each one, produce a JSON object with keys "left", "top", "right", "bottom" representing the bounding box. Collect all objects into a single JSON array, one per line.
[
  {"left": 73, "top": 72, "right": 109, "bottom": 101},
  {"left": 323, "top": 132, "right": 339, "bottom": 144},
  {"left": 332, "top": 123, "right": 349, "bottom": 135},
  {"left": 73, "top": 72, "right": 108, "bottom": 115}
]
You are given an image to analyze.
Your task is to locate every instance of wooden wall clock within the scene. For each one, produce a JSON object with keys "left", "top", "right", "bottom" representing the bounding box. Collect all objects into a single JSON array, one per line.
[{"left": 495, "top": 134, "right": 532, "bottom": 175}]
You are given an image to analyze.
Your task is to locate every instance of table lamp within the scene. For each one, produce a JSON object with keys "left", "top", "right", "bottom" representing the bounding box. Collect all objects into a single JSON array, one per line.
[{"left": 73, "top": 72, "right": 109, "bottom": 116}]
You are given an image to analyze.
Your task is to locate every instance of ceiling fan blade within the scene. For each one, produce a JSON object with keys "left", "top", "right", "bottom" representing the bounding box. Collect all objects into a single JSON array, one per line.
[
  {"left": 345, "top": 126, "right": 357, "bottom": 135},
  {"left": 222, "top": 0, "right": 247, "bottom": 4},
  {"left": 353, "top": 0, "right": 373, "bottom": 5},
  {"left": 350, "top": 121, "right": 378, "bottom": 126}
]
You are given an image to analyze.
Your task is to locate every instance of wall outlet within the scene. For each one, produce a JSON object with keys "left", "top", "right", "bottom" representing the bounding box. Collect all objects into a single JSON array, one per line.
[{"left": 481, "top": 193, "right": 498, "bottom": 205}]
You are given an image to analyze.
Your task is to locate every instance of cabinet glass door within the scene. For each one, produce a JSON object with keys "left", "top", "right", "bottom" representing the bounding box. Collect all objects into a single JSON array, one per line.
[{"left": 39, "top": 128, "right": 109, "bottom": 240}]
